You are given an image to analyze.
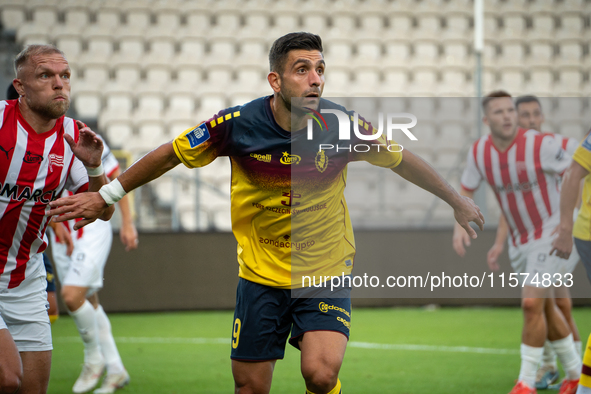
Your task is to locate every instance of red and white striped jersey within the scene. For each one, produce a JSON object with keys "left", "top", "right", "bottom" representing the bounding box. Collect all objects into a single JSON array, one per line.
[
  {"left": 461, "top": 128, "right": 572, "bottom": 247},
  {"left": 551, "top": 132, "right": 578, "bottom": 156},
  {"left": 0, "top": 100, "right": 89, "bottom": 289}
]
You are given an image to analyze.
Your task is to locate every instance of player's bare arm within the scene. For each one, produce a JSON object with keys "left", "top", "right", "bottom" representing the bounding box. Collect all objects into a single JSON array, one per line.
[
  {"left": 48, "top": 141, "right": 181, "bottom": 229},
  {"left": 487, "top": 214, "right": 509, "bottom": 271},
  {"left": 109, "top": 168, "right": 139, "bottom": 251},
  {"left": 392, "top": 149, "right": 484, "bottom": 241},
  {"left": 550, "top": 160, "right": 588, "bottom": 259}
]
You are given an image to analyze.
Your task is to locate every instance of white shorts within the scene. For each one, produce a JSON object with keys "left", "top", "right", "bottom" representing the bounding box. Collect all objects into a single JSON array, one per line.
[
  {"left": 0, "top": 275, "right": 52, "bottom": 352},
  {"left": 509, "top": 236, "right": 579, "bottom": 288},
  {"left": 51, "top": 219, "right": 113, "bottom": 296}
]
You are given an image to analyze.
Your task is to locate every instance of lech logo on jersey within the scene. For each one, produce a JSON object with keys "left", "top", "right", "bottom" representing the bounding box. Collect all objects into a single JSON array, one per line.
[{"left": 186, "top": 124, "right": 210, "bottom": 148}]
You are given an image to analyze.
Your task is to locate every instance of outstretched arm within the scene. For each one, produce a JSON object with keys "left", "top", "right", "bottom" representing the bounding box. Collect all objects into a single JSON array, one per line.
[
  {"left": 392, "top": 149, "right": 485, "bottom": 241},
  {"left": 550, "top": 160, "right": 588, "bottom": 259},
  {"left": 48, "top": 142, "right": 181, "bottom": 230},
  {"left": 109, "top": 168, "right": 139, "bottom": 251}
]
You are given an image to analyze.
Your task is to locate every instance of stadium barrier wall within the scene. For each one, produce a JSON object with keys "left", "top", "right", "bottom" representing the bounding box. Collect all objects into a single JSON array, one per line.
[{"left": 50, "top": 230, "right": 591, "bottom": 313}]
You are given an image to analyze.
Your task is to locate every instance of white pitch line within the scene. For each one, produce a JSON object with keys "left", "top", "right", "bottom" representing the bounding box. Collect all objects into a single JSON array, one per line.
[{"left": 53, "top": 337, "right": 518, "bottom": 355}]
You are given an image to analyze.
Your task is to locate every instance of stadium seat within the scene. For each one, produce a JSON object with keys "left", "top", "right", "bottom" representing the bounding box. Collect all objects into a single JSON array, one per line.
[
  {"left": 529, "top": 9, "right": 555, "bottom": 41},
  {"left": 30, "top": 5, "right": 58, "bottom": 28},
  {"left": 16, "top": 23, "right": 50, "bottom": 46},
  {"left": 54, "top": 32, "right": 83, "bottom": 62},
  {"left": 83, "top": 29, "right": 116, "bottom": 59},
  {"left": 236, "top": 36, "right": 268, "bottom": 66},
  {"left": 557, "top": 12, "right": 584, "bottom": 40},
  {"left": 73, "top": 88, "right": 102, "bottom": 119},
  {"left": 388, "top": 11, "right": 414, "bottom": 38},
  {"left": 498, "top": 67, "right": 526, "bottom": 96},
  {"left": 383, "top": 39, "right": 412, "bottom": 68},
  {"left": 121, "top": 2, "right": 151, "bottom": 30},
  {"left": 526, "top": 66, "right": 554, "bottom": 97},
  {"left": 358, "top": 8, "right": 384, "bottom": 34},
  {"left": 325, "top": 39, "right": 354, "bottom": 67},
  {"left": 152, "top": 3, "right": 181, "bottom": 30},
  {"left": 555, "top": 66, "right": 583, "bottom": 96},
  {"left": 242, "top": 7, "right": 272, "bottom": 35},
  {"left": 408, "top": 67, "right": 438, "bottom": 96},
  {"left": 63, "top": 5, "right": 91, "bottom": 28},
  {"left": 325, "top": 66, "right": 351, "bottom": 93},
  {"left": 175, "top": 63, "right": 204, "bottom": 86},
  {"left": 112, "top": 58, "right": 142, "bottom": 88},
  {"left": 351, "top": 66, "right": 381, "bottom": 96},
  {"left": 355, "top": 38, "right": 383, "bottom": 65},
  {"left": 527, "top": 39, "right": 554, "bottom": 67},
  {"left": 438, "top": 66, "right": 469, "bottom": 96},
  {"left": 556, "top": 38, "right": 583, "bottom": 66},
  {"left": 102, "top": 120, "right": 134, "bottom": 150},
  {"left": 116, "top": 28, "right": 146, "bottom": 58},
  {"left": 442, "top": 39, "right": 471, "bottom": 68},
  {"left": 414, "top": 11, "right": 441, "bottom": 40},
  {"left": 411, "top": 39, "right": 440, "bottom": 68},
  {"left": 207, "top": 35, "right": 237, "bottom": 63},
  {"left": 497, "top": 40, "right": 526, "bottom": 68},
  {"left": 0, "top": 1, "right": 26, "bottom": 32},
  {"left": 441, "top": 9, "right": 471, "bottom": 40},
  {"left": 78, "top": 61, "right": 110, "bottom": 88},
  {"left": 94, "top": 6, "right": 121, "bottom": 29}
]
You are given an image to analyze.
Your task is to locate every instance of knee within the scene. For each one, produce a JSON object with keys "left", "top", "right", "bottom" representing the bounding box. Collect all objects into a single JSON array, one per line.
[
  {"left": 302, "top": 365, "right": 339, "bottom": 394},
  {"left": 555, "top": 297, "right": 571, "bottom": 313},
  {"left": 60, "top": 288, "right": 85, "bottom": 311},
  {"left": 0, "top": 368, "right": 22, "bottom": 394},
  {"left": 522, "top": 298, "right": 544, "bottom": 316}
]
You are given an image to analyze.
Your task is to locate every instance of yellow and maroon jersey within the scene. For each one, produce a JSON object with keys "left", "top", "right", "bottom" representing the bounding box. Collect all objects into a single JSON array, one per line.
[
  {"left": 573, "top": 131, "right": 591, "bottom": 241},
  {"left": 173, "top": 96, "right": 402, "bottom": 288}
]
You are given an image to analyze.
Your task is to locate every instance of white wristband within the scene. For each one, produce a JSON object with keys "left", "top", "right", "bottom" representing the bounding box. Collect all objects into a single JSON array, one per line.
[
  {"left": 85, "top": 163, "right": 104, "bottom": 177},
  {"left": 98, "top": 179, "right": 126, "bottom": 206}
]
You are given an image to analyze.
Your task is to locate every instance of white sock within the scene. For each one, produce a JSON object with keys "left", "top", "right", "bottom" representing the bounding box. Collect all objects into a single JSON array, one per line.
[
  {"left": 542, "top": 340, "right": 558, "bottom": 369},
  {"left": 95, "top": 305, "right": 124, "bottom": 374},
  {"left": 70, "top": 300, "right": 103, "bottom": 364},
  {"left": 576, "top": 386, "right": 591, "bottom": 394},
  {"left": 551, "top": 334, "right": 582, "bottom": 380},
  {"left": 576, "top": 340, "right": 583, "bottom": 357},
  {"left": 519, "top": 344, "right": 544, "bottom": 387}
]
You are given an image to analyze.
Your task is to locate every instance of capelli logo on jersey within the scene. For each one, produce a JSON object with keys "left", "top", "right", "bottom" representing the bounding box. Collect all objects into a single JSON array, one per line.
[
  {"left": 250, "top": 153, "right": 272, "bottom": 163},
  {"left": 318, "top": 302, "right": 351, "bottom": 318},
  {"left": 280, "top": 152, "right": 301, "bottom": 165}
]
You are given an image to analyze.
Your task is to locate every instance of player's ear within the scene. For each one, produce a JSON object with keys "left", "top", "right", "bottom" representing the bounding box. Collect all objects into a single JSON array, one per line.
[
  {"left": 12, "top": 79, "right": 24, "bottom": 97},
  {"left": 482, "top": 115, "right": 489, "bottom": 127},
  {"left": 267, "top": 72, "right": 281, "bottom": 93}
]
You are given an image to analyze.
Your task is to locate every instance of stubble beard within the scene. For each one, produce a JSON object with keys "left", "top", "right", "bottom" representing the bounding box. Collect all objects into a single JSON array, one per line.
[{"left": 26, "top": 96, "right": 70, "bottom": 119}]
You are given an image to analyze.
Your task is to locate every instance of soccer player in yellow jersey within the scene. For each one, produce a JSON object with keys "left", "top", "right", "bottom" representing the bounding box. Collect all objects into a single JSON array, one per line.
[
  {"left": 551, "top": 131, "right": 591, "bottom": 394},
  {"left": 49, "top": 32, "right": 484, "bottom": 394}
]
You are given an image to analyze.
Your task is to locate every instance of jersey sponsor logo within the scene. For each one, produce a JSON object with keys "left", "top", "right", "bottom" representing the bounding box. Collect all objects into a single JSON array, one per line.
[
  {"left": 495, "top": 180, "right": 539, "bottom": 194},
  {"left": 48, "top": 153, "right": 64, "bottom": 172},
  {"left": 280, "top": 152, "right": 301, "bottom": 165},
  {"left": 319, "top": 301, "right": 351, "bottom": 318},
  {"left": 185, "top": 124, "right": 210, "bottom": 148},
  {"left": 0, "top": 144, "right": 13, "bottom": 159},
  {"left": 250, "top": 153, "right": 272, "bottom": 163},
  {"left": 555, "top": 148, "right": 565, "bottom": 161},
  {"left": 315, "top": 150, "right": 328, "bottom": 173},
  {"left": 258, "top": 236, "right": 315, "bottom": 251},
  {"left": 0, "top": 182, "right": 58, "bottom": 203},
  {"left": 23, "top": 151, "right": 43, "bottom": 164}
]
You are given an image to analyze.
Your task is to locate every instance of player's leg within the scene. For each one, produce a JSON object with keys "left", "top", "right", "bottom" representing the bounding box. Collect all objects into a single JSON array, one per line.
[
  {"left": 290, "top": 290, "right": 351, "bottom": 394},
  {"left": 299, "top": 331, "right": 346, "bottom": 394},
  {"left": 230, "top": 279, "right": 292, "bottom": 394},
  {"left": 544, "top": 293, "right": 581, "bottom": 386},
  {"left": 90, "top": 294, "right": 129, "bottom": 394},
  {"left": 18, "top": 351, "right": 51, "bottom": 394},
  {"left": 232, "top": 360, "right": 276, "bottom": 394},
  {"left": 0, "top": 328, "right": 23, "bottom": 394}
]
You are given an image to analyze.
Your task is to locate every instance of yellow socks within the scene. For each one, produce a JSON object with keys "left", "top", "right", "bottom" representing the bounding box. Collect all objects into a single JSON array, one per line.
[{"left": 306, "top": 378, "right": 341, "bottom": 394}]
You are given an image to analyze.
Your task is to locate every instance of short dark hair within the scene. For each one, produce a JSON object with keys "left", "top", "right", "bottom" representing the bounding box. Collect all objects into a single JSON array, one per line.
[
  {"left": 482, "top": 90, "right": 512, "bottom": 111},
  {"left": 268, "top": 32, "right": 323, "bottom": 74},
  {"left": 515, "top": 95, "right": 542, "bottom": 111},
  {"left": 14, "top": 44, "right": 66, "bottom": 77}
]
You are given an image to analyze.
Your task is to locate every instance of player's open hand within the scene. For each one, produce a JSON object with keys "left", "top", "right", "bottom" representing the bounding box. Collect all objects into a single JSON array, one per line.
[
  {"left": 549, "top": 225, "right": 573, "bottom": 260},
  {"left": 452, "top": 224, "right": 472, "bottom": 257},
  {"left": 47, "top": 192, "right": 108, "bottom": 230},
  {"left": 486, "top": 243, "right": 503, "bottom": 271},
  {"left": 120, "top": 222, "right": 139, "bottom": 251},
  {"left": 453, "top": 196, "right": 485, "bottom": 239},
  {"left": 65, "top": 121, "right": 103, "bottom": 168}
]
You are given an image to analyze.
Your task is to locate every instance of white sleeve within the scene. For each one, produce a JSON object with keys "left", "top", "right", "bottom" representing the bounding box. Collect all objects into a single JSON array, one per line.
[
  {"left": 460, "top": 146, "right": 482, "bottom": 191},
  {"left": 565, "top": 137, "right": 579, "bottom": 156},
  {"left": 100, "top": 137, "right": 120, "bottom": 177},
  {"left": 540, "top": 135, "right": 571, "bottom": 175},
  {"left": 64, "top": 156, "right": 89, "bottom": 193}
]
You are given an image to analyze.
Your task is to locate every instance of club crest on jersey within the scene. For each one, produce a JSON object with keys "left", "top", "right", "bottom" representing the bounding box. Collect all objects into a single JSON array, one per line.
[
  {"left": 185, "top": 124, "right": 210, "bottom": 148},
  {"left": 280, "top": 152, "right": 301, "bottom": 165},
  {"left": 48, "top": 153, "right": 64, "bottom": 172},
  {"left": 315, "top": 150, "right": 328, "bottom": 173},
  {"left": 23, "top": 151, "right": 43, "bottom": 164}
]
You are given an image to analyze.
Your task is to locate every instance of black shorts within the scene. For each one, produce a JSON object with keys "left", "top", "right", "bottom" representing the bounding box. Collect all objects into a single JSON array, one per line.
[
  {"left": 43, "top": 253, "right": 56, "bottom": 293},
  {"left": 230, "top": 278, "right": 351, "bottom": 361},
  {"left": 574, "top": 238, "right": 591, "bottom": 284}
]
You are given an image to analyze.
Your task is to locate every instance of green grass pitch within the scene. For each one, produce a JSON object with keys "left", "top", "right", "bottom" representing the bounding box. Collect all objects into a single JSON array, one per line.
[{"left": 48, "top": 306, "right": 591, "bottom": 393}]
